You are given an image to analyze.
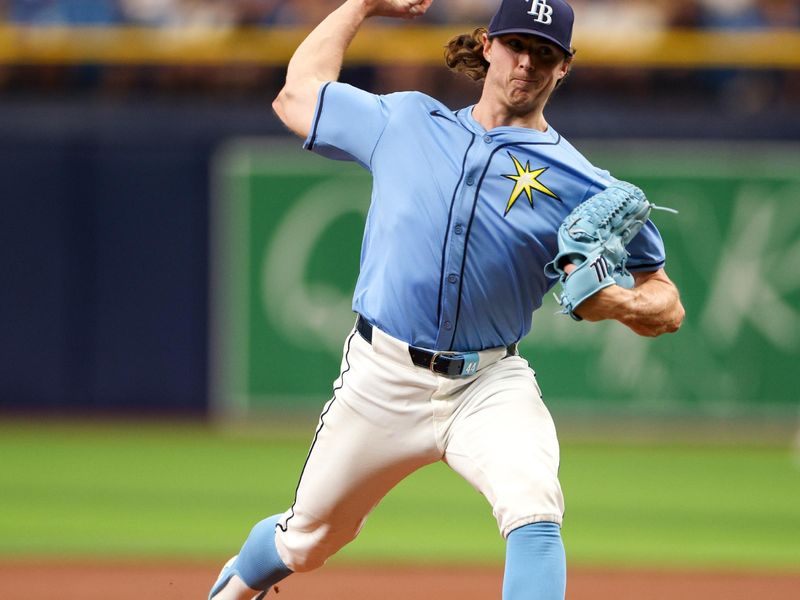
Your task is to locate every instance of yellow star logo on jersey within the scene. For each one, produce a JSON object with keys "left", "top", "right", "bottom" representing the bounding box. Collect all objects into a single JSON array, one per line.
[{"left": 501, "top": 152, "right": 560, "bottom": 215}]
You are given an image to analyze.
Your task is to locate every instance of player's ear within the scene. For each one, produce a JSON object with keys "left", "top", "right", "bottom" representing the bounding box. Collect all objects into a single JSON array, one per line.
[
  {"left": 482, "top": 32, "right": 492, "bottom": 62},
  {"left": 558, "top": 57, "right": 572, "bottom": 79}
]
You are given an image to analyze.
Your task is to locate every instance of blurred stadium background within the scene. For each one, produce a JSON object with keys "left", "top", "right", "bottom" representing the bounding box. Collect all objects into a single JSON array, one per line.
[{"left": 1, "top": 0, "right": 799, "bottom": 597}]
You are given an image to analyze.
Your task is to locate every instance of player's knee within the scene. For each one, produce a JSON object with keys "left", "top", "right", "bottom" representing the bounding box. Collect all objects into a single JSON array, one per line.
[
  {"left": 276, "top": 519, "right": 359, "bottom": 573},
  {"left": 538, "top": 478, "right": 565, "bottom": 513},
  {"left": 496, "top": 477, "right": 565, "bottom": 537}
]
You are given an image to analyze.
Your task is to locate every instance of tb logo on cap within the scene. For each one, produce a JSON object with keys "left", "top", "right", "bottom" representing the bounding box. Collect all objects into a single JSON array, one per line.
[{"left": 525, "top": 0, "right": 553, "bottom": 24}]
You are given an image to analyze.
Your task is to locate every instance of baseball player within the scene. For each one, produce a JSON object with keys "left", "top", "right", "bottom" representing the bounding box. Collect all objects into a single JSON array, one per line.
[{"left": 209, "top": 0, "right": 685, "bottom": 598}]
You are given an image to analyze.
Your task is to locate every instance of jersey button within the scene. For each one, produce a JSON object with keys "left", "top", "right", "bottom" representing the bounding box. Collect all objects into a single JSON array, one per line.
[
  {"left": 447, "top": 274, "right": 458, "bottom": 283},
  {"left": 483, "top": 135, "right": 492, "bottom": 144},
  {"left": 465, "top": 176, "right": 474, "bottom": 186},
  {"left": 444, "top": 321, "right": 453, "bottom": 330},
  {"left": 454, "top": 224, "right": 463, "bottom": 235}
]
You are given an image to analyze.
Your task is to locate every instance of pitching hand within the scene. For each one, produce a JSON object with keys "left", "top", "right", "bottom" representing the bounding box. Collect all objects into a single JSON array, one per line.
[{"left": 363, "top": 0, "right": 433, "bottom": 19}]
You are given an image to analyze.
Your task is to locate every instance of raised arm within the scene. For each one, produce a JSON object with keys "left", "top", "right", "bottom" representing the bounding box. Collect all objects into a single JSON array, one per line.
[
  {"left": 272, "top": 0, "right": 432, "bottom": 138},
  {"left": 569, "top": 267, "right": 685, "bottom": 337}
]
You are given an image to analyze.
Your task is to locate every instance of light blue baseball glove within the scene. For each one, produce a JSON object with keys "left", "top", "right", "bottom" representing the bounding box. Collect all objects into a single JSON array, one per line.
[{"left": 544, "top": 181, "right": 674, "bottom": 321}]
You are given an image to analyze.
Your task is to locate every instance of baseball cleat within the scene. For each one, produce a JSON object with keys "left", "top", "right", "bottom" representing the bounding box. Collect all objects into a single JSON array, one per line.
[
  {"left": 208, "top": 555, "right": 238, "bottom": 599},
  {"left": 208, "top": 555, "right": 268, "bottom": 600}
]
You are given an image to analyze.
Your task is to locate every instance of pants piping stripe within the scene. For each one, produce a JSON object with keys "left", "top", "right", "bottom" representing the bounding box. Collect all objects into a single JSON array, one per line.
[{"left": 277, "top": 329, "right": 357, "bottom": 533}]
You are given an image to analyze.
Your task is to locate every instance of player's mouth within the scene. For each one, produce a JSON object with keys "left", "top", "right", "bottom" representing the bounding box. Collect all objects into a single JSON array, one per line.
[{"left": 510, "top": 77, "right": 540, "bottom": 90}]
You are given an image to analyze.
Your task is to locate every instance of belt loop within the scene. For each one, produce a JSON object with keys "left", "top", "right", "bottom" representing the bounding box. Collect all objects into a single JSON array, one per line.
[{"left": 356, "top": 314, "right": 373, "bottom": 344}]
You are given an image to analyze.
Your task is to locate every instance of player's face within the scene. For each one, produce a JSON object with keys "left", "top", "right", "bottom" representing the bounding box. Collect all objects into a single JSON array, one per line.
[{"left": 483, "top": 33, "right": 571, "bottom": 115}]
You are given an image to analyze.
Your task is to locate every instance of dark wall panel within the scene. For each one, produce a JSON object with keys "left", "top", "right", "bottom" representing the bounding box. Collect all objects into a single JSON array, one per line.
[{"left": 0, "top": 98, "right": 283, "bottom": 412}]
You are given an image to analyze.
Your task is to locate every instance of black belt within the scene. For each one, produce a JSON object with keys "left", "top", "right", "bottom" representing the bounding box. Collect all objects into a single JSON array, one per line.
[{"left": 356, "top": 315, "right": 516, "bottom": 378}]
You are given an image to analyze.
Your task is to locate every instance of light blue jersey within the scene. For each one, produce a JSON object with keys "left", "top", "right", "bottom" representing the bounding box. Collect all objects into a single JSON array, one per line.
[{"left": 305, "top": 82, "right": 665, "bottom": 351}]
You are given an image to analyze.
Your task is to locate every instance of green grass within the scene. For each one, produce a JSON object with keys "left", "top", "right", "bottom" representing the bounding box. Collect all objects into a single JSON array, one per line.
[
  {"left": 559, "top": 443, "right": 800, "bottom": 570},
  {"left": 1, "top": 420, "right": 798, "bottom": 572}
]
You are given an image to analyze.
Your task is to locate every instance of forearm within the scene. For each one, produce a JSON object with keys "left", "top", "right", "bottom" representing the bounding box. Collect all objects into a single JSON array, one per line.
[{"left": 574, "top": 269, "right": 685, "bottom": 337}]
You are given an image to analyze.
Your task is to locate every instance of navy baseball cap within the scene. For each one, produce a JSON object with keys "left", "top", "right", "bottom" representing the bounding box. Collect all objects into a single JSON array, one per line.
[{"left": 488, "top": 0, "right": 574, "bottom": 56}]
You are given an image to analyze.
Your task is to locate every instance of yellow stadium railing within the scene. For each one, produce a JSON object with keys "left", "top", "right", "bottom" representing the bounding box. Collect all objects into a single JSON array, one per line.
[{"left": 1, "top": 25, "right": 799, "bottom": 68}]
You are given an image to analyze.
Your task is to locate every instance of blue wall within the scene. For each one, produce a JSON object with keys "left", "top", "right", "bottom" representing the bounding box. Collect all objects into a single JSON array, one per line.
[
  {"left": 0, "top": 98, "right": 283, "bottom": 412},
  {"left": 1, "top": 91, "right": 796, "bottom": 413}
]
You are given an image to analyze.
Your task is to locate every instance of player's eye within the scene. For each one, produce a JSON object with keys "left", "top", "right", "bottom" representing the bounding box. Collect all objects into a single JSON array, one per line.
[
  {"left": 506, "top": 39, "right": 524, "bottom": 52},
  {"left": 535, "top": 46, "right": 558, "bottom": 63}
]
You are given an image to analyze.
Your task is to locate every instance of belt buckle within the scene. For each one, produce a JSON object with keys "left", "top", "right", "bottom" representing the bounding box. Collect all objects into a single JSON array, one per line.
[{"left": 428, "top": 352, "right": 442, "bottom": 374}]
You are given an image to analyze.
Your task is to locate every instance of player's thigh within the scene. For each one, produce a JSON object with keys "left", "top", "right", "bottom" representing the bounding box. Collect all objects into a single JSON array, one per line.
[
  {"left": 444, "top": 356, "right": 564, "bottom": 538},
  {"left": 277, "top": 330, "right": 439, "bottom": 569}
]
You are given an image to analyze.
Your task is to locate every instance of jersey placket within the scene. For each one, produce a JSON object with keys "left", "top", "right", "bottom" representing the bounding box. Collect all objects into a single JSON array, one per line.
[{"left": 435, "top": 134, "right": 496, "bottom": 350}]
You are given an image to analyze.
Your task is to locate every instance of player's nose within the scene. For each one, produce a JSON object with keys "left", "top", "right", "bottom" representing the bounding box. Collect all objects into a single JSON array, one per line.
[{"left": 517, "top": 51, "right": 534, "bottom": 70}]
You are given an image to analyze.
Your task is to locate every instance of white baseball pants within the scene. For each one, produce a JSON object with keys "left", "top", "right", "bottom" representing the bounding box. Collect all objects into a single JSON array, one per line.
[{"left": 274, "top": 322, "right": 564, "bottom": 572}]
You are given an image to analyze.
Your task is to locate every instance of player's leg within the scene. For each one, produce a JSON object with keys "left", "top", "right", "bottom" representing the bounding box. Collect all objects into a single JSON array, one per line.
[
  {"left": 208, "top": 514, "right": 291, "bottom": 600},
  {"left": 502, "top": 521, "right": 566, "bottom": 599},
  {"left": 210, "top": 328, "right": 441, "bottom": 599},
  {"left": 442, "top": 355, "right": 566, "bottom": 600},
  {"left": 274, "top": 329, "right": 442, "bottom": 573}
]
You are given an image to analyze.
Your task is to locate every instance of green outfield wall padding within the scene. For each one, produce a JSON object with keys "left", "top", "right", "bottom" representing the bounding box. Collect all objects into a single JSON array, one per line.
[{"left": 210, "top": 139, "right": 800, "bottom": 418}]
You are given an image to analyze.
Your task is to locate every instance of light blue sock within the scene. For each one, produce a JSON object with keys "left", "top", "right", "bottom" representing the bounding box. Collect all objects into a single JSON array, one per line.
[
  {"left": 236, "top": 514, "right": 293, "bottom": 592},
  {"left": 502, "top": 521, "right": 566, "bottom": 600}
]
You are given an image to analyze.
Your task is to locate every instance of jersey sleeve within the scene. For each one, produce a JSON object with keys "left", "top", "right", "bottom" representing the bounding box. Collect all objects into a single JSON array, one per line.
[
  {"left": 587, "top": 170, "right": 667, "bottom": 272},
  {"left": 626, "top": 220, "right": 666, "bottom": 272},
  {"left": 303, "top": 81, "right": 409, "bottom": 170}
]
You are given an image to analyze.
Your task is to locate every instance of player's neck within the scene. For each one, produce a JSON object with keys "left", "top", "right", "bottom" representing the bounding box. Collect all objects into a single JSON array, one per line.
[{"left": 471, "top": 98, "right": 549, "bottom": 133}]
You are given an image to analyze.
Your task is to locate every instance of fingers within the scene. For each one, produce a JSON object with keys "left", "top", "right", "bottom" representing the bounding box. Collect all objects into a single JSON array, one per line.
[
  {"left": 366, "top": 0, "right": 431, "bottom": 20},
  {"left": 408, "top": 0, "right": 432, "bottom": 17},
  {"left": 417, "top": 0, "right": 434, "bottom": 14}
]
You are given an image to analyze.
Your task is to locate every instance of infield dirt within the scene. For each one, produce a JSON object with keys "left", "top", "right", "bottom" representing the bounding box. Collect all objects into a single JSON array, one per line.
[{"left": 2, "top": 561, "right": 799, "bottom": 599}]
